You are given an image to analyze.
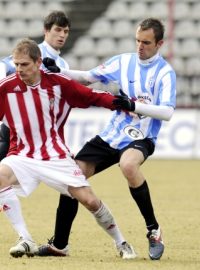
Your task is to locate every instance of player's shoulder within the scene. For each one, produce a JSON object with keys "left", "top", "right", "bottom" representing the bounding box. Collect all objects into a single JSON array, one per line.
[
  {"left": 119, "top": 52, "right": 136, "bottom": 58},
  {"left": 0, "top": 73, "right": 17, "bottom": 87},
  {"left": 0, "top": 73, "right": 24, "bottom": 95},
  {"left": 42, "top": 70, "right": 72, "bottom": 84},
  {"left": 160, "top": 56, "right": 176, "bottom": 74},
  {"left": 97, "top": 53, "right": 135, "bottom": 69},
  {"left": 109, "top": 52, "right": 135, "bottom": 61},
  {"left": 39, "top": 41, "right": 69, "bottom": 69},
  {"left": 156, "top": 56, "right": 176, "bottom": 80},
  {"left": 0, "top": 55, "right": 13, "bottom": 64}
]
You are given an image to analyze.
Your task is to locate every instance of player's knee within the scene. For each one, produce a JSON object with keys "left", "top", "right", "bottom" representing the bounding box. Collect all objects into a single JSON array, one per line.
[
  {"left": 82, "top": 196, "right": 100, "bottom": 212},
  {"left": 120, "top": 159, "right": 138, "bottom": 177}
]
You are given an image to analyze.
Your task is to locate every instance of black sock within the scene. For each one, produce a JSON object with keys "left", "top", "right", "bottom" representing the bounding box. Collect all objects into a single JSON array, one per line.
[
  {"left": 129, "top": 181, "right": 158, "bottom": 231},
  {"left": 53, "top": 194, "right": 78, "bottom": 249}
]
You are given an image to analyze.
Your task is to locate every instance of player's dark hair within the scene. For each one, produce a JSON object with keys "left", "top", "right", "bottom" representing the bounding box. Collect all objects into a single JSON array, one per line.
[
  {"left": 139, "top": 18, "right": 164, "bottom": 43},
  {"left": 43, "top": 11, "right": 71, "bottom": 30}
]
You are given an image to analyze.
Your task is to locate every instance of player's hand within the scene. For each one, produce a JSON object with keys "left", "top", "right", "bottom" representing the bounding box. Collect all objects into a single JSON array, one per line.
[
  {"left": 113, "top": 89, "right": 135, "bottom": 111},
  {"left": 42, "top": 57, "right": 60, "bottom": 73}
]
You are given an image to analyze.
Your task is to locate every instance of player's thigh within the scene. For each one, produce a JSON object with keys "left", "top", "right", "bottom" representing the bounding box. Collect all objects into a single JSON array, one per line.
[
  {"left": 39, "top": 158, "right": 90, "bottom": 197},
  {"left": 75, "top": 160, "right": 95, "bottom": 178},
  {"left": 75, "top": 136, "right": 119, "bottom": 175},
  {"left": 120, "top": 148, "right": 144, "bottom": 168},
  {"left": 0, "top": 164, "right": 18, "bottom": 188},
  {"left": 119, "top": 138, "right": 155, "bottom": 169}
]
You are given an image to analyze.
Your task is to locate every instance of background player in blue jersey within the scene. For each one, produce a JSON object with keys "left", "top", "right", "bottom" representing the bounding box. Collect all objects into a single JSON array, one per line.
[
  {"left": 0, "top": 10, "right": 79, "bottom": 257},
  {"left": 0, "top": 10, "right": 70, "bottom": 78},
  {"left": 42, "top": 17, "right": 176, "bottom": 260}
]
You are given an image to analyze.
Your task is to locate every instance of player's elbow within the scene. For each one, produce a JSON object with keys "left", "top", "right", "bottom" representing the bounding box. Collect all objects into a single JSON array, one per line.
[{"left": 164, "top": 106, "right": 174, "bottom": 121}]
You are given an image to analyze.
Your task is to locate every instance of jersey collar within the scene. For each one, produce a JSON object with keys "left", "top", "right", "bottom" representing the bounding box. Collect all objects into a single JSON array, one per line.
[
  {"left": 137, "top": 52, "right": 160, "bottom": 66},
  {"left": 42, "top": 41, "right": 60, "bottom": 56}
]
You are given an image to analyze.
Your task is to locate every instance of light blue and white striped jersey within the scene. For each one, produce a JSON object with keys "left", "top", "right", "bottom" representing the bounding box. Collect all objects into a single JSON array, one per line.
[
  {"left": 89, "top": 53, "right": 176, "bottom": 149},
  {"left": 39, "top": 41, "right": 69, "bottom": 70},
  {"left": 0, "top": 40, "right": 69, "bottom": 75}
]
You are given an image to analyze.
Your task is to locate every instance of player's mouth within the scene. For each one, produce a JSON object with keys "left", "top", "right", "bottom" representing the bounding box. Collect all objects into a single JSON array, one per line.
[
  {"left": 138, "top": 50, "right": 146, "bottom": 59},
  {"left": 57, "top": 39, "right": 64, "bottom": 45}
]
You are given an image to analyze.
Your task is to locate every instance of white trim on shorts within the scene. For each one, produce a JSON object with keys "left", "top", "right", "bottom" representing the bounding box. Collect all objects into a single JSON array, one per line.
[{"left": 1, "top": 155, "right": 89, "bottom": 197}]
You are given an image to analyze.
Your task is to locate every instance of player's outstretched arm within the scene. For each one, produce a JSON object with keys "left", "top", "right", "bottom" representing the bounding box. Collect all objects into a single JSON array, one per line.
[
  {"left": 113, "top": 90, "right": 174, "bottom": 121},
  {"left": 42, "top": 57, "right": 96, "bottom": 85}
]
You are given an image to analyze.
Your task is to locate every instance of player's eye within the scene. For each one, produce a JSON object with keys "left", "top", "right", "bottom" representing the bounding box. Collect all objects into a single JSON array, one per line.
[
  {"left": 142, "top": 41, "right": 152, "bottom": 45},
  {"left": 136, "top": 39, "right": 152, "bottom": 45}
]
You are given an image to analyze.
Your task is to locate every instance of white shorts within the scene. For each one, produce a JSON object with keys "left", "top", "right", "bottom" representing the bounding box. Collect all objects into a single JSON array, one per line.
[{"left": 1, "top": 155, "right": 90, "bottom": 197}]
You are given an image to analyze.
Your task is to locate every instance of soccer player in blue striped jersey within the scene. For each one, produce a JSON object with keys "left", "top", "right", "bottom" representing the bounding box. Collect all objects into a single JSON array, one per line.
[
  {"left": 42, "top": 17, "right": 176, "bottom": 260},
  {"left": 0, "top": 11, "right": 70, "bottom": 78},
  {"left": 0, "top": 11, "right": 79, "bottom": 256}
]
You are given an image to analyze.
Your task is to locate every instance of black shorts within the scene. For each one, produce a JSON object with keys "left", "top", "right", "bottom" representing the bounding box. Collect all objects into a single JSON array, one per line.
[
  {"left": 0, "top": 123, "right": 10, "bottom": 161},
  {"left": 75, "top": 135, "right": 155, "bottom": 174}
]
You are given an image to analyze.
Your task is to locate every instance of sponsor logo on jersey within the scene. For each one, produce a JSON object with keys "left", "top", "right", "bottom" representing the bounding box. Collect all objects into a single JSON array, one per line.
[
  {"left": 129, "top": 80, "right": 136, "bottom": 83},
  {"left": 13, "top": 85, "right": 22, "bottom": 92},
  {"left": 73, "top": 169, "right": 83, "bottom": 177},
  {"left": 137, "top": 94, "right": 152, "bottom": 103},
  {"left": 148, "top": 77, "right": 155, "bottom": 88},
  {"left": 124, "top": 125, "right": 144, "bottom": 140}
]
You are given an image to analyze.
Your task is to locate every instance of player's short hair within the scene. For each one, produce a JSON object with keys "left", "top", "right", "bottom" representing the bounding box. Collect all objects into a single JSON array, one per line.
[
  {"left": 43, "top": 11, "right": 71, "bottom": 30},
  {"left": 12, "top": 38, "right": 41, "bottom": 62},
  {"left": 139, "top": 18, "right": 165, "bottom": 43}
]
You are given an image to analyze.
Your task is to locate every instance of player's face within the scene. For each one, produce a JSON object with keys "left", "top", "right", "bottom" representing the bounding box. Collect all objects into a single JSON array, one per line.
[
  {"left": 44, "top": 24, "right": 70, "bottom": 50},
  {"left": 13, "top": 53, "right": 42, "bottom": 85},
  {"left": 135, "top": 27, "right": 163, "bottom": 60}
]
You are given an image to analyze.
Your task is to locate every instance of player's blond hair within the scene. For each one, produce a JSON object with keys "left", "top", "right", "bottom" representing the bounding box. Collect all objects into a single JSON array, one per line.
[{"left": 12, "top": 38, "right": 41, "bottom": 62}]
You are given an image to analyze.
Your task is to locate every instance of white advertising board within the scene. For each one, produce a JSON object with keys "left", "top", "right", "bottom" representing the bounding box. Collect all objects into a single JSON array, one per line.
[{"left": 64, "top": 108, "right": 200, "bottom": 159}]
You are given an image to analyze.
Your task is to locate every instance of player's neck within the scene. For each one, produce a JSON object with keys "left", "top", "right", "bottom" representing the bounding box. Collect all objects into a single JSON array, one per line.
[
  {"left": 24, "top": 73, "right": 41, "bottom": 87},
  {"left": 138, "top": 52, "right": 160, "bottom": 65},
  {"left": 43, "top": 40, "right": 60, "bottom": 55}
]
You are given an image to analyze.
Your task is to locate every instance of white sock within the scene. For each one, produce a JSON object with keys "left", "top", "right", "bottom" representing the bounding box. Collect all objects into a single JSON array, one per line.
[
  {"left": 92, "top": 202, "right": 125, "bottom": 246},
  {"left": 0, "top": 187, "right": 33, "bottom": 241}
]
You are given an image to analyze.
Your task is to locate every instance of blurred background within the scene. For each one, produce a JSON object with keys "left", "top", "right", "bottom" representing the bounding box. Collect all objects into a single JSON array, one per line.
[{"left": 0, "top": 0, "right": 200, "bottom": 158}]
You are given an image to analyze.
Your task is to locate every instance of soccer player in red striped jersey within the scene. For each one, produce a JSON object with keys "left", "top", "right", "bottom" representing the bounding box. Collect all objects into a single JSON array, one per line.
[
  {"left": 0, "top": 38, "right": 137, "bottom": 259},
  {"left": 0, "top": 11, "right": 78, "bottom": 255}
]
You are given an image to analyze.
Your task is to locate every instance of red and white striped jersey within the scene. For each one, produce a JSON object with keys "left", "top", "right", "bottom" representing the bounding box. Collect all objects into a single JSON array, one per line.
[{"left": 0, "top": 70, "right": 116, "bottom": 160}]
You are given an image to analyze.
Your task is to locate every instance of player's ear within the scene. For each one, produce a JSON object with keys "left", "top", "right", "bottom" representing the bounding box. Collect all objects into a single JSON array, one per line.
[
  {"left": 37, "top": 57, "right": 43, "bottom": 67},
  {"left": 43, "top": 27, "right": 48, "bottom": 34},
  {"left": 157, "top": 39, "right": 164, "bottom": 49},
  {"left": 43, "top": 27, "right": 50, "bottom": 37}
]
